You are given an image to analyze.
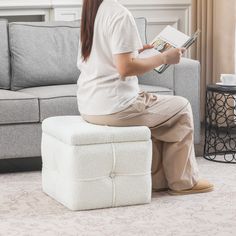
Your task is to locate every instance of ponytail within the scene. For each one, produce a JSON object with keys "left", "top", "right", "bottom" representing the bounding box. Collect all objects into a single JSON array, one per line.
[{"left": 81, "top": 0, "right": 103, "bottom": 61}]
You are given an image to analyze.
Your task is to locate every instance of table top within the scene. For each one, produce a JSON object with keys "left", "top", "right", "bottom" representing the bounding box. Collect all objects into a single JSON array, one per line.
[{"left": 207, "top": 84, "right": 236, "bottom": 93}]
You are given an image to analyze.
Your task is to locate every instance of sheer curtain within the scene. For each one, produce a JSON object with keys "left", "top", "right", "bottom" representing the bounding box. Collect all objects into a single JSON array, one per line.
[{"left": 191, "top": 0, "right": 236, "bottom": 120}]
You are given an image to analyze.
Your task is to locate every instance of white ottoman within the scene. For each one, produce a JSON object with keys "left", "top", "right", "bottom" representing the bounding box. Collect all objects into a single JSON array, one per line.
[{"left": 41, "top": 116, "right": 152, "bottom": 211}]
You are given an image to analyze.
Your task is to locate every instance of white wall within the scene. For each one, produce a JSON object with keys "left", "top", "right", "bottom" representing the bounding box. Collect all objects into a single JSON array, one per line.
[
  {"left": 0, "top": 0, "right": 192, "bottom": 42},
  {"left": 52, "top": 0, "right": 192, "bottom": 42}
]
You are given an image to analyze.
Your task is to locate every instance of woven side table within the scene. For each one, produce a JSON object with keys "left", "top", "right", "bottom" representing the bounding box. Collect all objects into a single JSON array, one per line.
[{"left": 204, "top": 84, "right": 236, "bottom": 163}]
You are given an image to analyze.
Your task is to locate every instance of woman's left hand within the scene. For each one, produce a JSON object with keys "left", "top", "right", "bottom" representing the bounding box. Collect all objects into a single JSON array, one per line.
[{"left": 138, "top": 44, "right": 154, "bottom": 54}]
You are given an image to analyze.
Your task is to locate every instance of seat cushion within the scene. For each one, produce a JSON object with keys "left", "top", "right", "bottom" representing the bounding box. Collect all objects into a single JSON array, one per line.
[
  {"left": 0, "top": 19, "right": 11, "bottom": 89},
  {"left": 42, "top": 116, "right": 151, "bottom": 145},
  {"left": 19, "top": 84, "right": 172, "bottom": 123},
  {"left": 9, "top": 21, "right": 80, "bottom": 90},
  {"left": 0, "top": 123, "right": 41, "bottom": 159},
  {"left": 19, "top": 84, "right": 79, "bottom": 122},
  {"left": 0, "top": 90, "right": 39, "bottom": 124},
  {"left": 139, "top": 84, "right": 174, "bottom": 95}
]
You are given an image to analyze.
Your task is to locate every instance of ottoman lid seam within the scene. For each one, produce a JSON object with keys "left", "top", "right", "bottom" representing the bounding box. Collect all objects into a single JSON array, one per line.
[{"left": 42, "top": 131, "right": 151, "bottom": 146}]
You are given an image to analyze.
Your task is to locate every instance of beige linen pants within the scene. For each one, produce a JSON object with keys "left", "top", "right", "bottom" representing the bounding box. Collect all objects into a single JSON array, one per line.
[{"left": 82, "top": 91, "right": 200, "bottom": 191}]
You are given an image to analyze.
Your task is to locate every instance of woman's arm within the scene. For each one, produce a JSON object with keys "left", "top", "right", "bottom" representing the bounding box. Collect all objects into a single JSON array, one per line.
[{"left": 113, "top": 48, "right": 186, "bottom": 79}]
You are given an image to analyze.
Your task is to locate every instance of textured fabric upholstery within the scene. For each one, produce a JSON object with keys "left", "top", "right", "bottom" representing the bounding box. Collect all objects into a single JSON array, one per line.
[
  {"left": 42, "top": 116, "right": 151, "bottom": 145},
  {"left": 0, "top": 89, "right": 39, "bottom": 124},
  {"left": 19, "top": 84, "right": 172, "bottom": 122},
  {"left": 19, "top": 84, "right": 79, "bottom": 121},
  {"left": 0, "top": 19, "right": 10, "bottom": 89},
  {"left": 134, "top": 18, "right": 147, "bottom": 44},
  {"left": 139, "top": 84, "right": 173, "bottom": 95},
  {"left": 138, "top": 66, "right": 175, "bottom": 90},
  {"left": 42, "top": 116, "right": 152, "bottom": 210},
  {"left": 0, "top": 123, "right": 41, "bottom": 159},
  {"left": 9, "top": 21, "right": 80, "bottom": 90},
  {"left": 174, "top": 58, "right": 201, "bottom": 143}
]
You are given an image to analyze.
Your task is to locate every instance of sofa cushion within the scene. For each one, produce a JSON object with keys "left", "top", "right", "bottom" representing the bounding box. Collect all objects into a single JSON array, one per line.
[
  {"left": 0, "top": 90, "right": 39, "bottom": 124},
  {"left": 9, "top": 21, "right": 80, "bottom": 90},
  {"left": 135, "top": 18, "right": 147, "bottom": 44},
  {"left": 19, "top": 83, "right": 173, "bottom": 122},
  {"left": 19, "top": 84, "right": 79, "bottom": 122},
  {"left": 139, "top": 84, "right": 174, "bottom": 95},
  {"left": 138, "top": 67, "right": 175, "bottom": 90},
  {"left": 0, "top": 19, "right": 11, "bottom": 89},
  {"left": 0, "top": 123, "right": 41, "bottom": 159}
]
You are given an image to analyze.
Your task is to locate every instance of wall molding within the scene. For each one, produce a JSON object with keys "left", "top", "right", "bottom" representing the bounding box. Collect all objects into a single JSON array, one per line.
[
  {"left": 0, "top": 0, "right": 51, "bottom": 9},
  {"left": 0, "top": 0, "right": 191, "bottom": 9},
  {"left": 0, "top": 0, "right": 192, "bottom": 57}
]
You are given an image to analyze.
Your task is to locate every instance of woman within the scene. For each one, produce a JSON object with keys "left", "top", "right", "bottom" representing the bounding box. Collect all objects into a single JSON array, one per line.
[{"left": 77, "top": 0, "right": 214, "bottom": 195}]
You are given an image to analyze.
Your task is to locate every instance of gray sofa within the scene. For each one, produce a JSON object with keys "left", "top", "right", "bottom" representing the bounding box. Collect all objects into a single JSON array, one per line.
[{"left": 0, "top": 18, "right": 200, "bottom": 162}]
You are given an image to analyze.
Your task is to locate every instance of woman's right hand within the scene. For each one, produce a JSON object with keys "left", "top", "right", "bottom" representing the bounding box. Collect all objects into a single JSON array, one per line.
[{"left": 161, "top": 48, "right": 186, "bottom": 65}]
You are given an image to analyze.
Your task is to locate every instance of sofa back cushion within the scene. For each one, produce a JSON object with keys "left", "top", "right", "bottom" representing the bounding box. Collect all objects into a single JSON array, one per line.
[
  {"left": 9, "top": 21, "right": 80, "bottom": 90},
  {"left": 0, "top": 19, "right": 11, "bottom": 89},
  {"left": 134, "top": 18, "right": 147, "bottom": 44}
]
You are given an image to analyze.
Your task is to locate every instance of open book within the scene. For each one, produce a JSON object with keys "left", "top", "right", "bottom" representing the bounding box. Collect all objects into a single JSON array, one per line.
[{"left": 138, "top": 25, "right": 200, "bottom": 74}]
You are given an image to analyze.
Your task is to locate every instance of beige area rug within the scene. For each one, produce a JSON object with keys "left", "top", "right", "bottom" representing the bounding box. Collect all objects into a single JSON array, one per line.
[{"left": 0, "top": 157, "right": 235, "bottom": 236}]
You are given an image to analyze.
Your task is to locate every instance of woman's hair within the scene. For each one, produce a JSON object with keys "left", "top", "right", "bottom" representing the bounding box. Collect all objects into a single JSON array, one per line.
[{"left": 81, "top": 0, "right": 103, "bottom": 61}]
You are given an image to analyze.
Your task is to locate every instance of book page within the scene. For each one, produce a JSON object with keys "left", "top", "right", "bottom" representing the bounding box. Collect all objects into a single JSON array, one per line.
[
  {"left": 138, "top": 25, "right": 197, "bottom": 74},
  {"left": 151, "top": 25, "right": 191, "bottom": 49}
]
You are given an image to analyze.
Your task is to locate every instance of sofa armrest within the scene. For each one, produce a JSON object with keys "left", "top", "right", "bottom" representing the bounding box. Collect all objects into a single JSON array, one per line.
[
  {"left": 174, "top": 58, "right": 201, "bottom": 144},
  {"left": 138, "top": 65, "right": 175, "bottom": 89}
]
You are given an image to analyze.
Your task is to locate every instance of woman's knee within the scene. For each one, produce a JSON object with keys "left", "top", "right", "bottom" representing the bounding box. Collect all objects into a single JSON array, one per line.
[
  {"left": 175, "top": 96, "right": 190, "bottom": 109},
  {"left": 177, "top": 96, "right": 193, "bottom": 113},
  {"left": 175, "top": 96, "right": 194, "bottom": 126}
]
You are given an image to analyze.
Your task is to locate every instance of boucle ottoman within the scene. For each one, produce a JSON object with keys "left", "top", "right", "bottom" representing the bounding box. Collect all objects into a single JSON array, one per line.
[{"left": 41, "top": 116, "right": 152, "bottom": 211}]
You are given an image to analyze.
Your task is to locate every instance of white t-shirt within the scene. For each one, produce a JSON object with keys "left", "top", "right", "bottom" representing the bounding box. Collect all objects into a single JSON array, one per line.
[{"left": 77, "top": 0, "right": 143, "bottom": 115}]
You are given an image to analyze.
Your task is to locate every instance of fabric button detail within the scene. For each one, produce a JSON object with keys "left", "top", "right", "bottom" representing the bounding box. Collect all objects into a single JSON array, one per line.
[{"left": 109, "top": 172, "right": 116, "bottom": 179}]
